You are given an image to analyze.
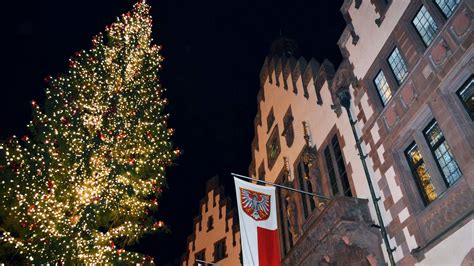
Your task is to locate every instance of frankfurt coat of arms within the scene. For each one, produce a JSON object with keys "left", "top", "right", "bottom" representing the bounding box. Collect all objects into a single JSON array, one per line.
[{"left": 240, "top": 188, "right": 271, "bottom": 221}]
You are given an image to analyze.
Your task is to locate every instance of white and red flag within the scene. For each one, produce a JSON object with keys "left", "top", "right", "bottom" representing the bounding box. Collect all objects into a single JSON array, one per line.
[{"left": 234, "top": 177, "right": 281, "bottom": 266}]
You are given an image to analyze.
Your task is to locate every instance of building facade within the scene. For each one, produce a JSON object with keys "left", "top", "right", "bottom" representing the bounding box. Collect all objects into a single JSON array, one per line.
[
  {"left": 248, "top": 37, "right": 386, "bottom": 265},
  {"left": 337, "top": 0, "right": 473, "bottom": 264},
  {"left": 247, "top": 0, "right": 473, "bottom": 265},
  {"left": 181, "top": 176, "right": 241, "bottom": 266}
]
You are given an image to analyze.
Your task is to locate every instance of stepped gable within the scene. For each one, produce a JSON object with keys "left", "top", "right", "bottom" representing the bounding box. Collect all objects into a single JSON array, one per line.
[
  {"left": 182, "top": 175, "right": 239, "bottom": 261},
  {"left": 313, "top": 59, "right": 335, "bottom": 105},
  {"left": 288, "top": 56, "right": 298, "bottom": 93},
  {"left": 258, "top": 55, "right": 337, "bottom": 104},
  {"left": 282, "top": 56, "right": 290, "bottom": 90},
  {"left": 268, "top": 57, "right": 276, "bottom": 84},
  {"left": 303, "top": 58, "right": 320, "bottom": 98}
]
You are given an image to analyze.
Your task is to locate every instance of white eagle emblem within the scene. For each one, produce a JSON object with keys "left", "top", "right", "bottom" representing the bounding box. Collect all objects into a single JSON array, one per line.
[{"left": 240, "top": 188, "right": 271, "bottom": 221}]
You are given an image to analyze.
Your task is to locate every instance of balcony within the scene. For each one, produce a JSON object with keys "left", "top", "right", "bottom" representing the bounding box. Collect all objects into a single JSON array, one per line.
[{"left": 283, "top": 197, "right": 384, "bottom": 265}]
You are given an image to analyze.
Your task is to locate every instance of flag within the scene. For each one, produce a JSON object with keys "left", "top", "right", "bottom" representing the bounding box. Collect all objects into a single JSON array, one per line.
[{"left": 234, "top": 177, "right": 281, "bottom": 266}]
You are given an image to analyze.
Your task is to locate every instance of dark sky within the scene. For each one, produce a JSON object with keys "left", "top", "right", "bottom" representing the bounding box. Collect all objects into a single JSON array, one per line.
[{"left": 1, "top": 0, "right": 344, "bottom": 264}]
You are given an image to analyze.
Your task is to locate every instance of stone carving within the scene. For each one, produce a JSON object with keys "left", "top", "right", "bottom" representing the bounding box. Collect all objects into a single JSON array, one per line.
[
  {"left": 421, "top": 180, "right": 473, "bottom": 241},
  {"left": 282, "top": 198, "right": 384, "bottom": 265},
  {"left": 285, "top": 194, "right": 299, "bottom": 240},
  {"left": 451, "top": 9, "right": 471, "bottom": 37},
  {"left": 430, "top": 38, "right": 450, "bottom": 66}
]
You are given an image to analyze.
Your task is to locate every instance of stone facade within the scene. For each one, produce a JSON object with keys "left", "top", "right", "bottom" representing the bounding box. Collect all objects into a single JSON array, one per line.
[
  {"left": 338, "top": 0, "right": 474, "bottom": 264},
  {"left": 183, "top": 1, "right": 473, "bottom": 265},
  {"left": 248, "top": 38, "right": 385, "bottom": 265},
  {"left": 181, "top": 176, "right": 240, "bottom": 266}
]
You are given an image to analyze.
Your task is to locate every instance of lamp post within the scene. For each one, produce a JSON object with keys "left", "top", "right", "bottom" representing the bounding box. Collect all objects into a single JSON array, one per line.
[{"left": 337, "top": 88, "right": 396, "bottom": 266}]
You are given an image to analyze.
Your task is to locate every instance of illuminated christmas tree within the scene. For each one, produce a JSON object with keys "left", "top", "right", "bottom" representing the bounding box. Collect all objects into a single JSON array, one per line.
[{"left": 0, "top": 1, "right": 178, "bottom": 263}]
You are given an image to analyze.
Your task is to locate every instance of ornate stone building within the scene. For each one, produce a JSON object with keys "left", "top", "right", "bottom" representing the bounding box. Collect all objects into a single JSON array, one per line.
[
  {"left": 248, "top": 37, "right": 385, "bottom": 265},
  {"left": 181, "top": 176, "right": 241, "bottom": 266},
  {"left": 337, "top": 0, "right": 473, "bottom": 264},
  {"left": 248, "top": 0, "right": 473, "bottom": 264}
]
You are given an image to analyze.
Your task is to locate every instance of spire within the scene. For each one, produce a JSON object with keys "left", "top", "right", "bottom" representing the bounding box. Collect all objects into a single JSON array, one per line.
[{"left": 268, "top": 36, "right": 300, "bottom": 58}]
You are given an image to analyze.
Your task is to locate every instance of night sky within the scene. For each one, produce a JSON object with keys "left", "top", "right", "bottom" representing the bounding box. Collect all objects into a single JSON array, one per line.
[{"left": 1, "top": 0, "right": 344, "bottom": 264}]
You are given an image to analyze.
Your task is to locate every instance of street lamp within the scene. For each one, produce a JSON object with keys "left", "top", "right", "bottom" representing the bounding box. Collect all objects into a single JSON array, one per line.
[{"left": 336, "top": 88, "right": 396, "bottom": 266}]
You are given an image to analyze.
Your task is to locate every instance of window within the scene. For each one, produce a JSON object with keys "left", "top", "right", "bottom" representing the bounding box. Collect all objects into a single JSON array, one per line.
[
  {"left": 323, "top": 135, "right": 353, "bottom": 197},
  {"left": 207, "top": 216, "right": 214, "bottom": 231},
  {"left": 412, "top": 6, "right": 438, "bottom": 46},
  {"left": 214, "top": 238, "right": 227, "bottom": 262},
  {"left": 332, "top": 136, "right": 352, "bottom": 197},
  {"left": 435, "top": 0, "right": 460, "bottom": 18},
  {"left": 277, "top": 186, "right": 293, "bottom": 255},
  {"left": 457, "top": 76, "right": 474, "bottom": 120},
  {"left": 267, "top": 108, "right": 275, "bottom": 132},
  {"left": 295, "top": 162, "right": 309, "bottom": 219},
  {"left": 324, "top": 146, "right": 339, "bottom": 195},
  {"left": 282, "top": 107, "right": 294, "bottom": 147},
  {"left": 266, "top": 126, "right": 281, "bottom": 169},
  {"left": 374, "top": 70, "right": 393, "bottom": 106},
  {"left": 405, "top": 143, "right": 438, "bottom": 204},
  {"left": 388, "top": 48, "right": 408, "bottom": 84},
  {"left": 195, "top": 249, "right": 205, "bottom": 266},
  {"left": 295, "top": 160, "right": 316, "bottom": 220},
  {"left": 424, "top": 120, "right": 462, "bottom": 186}
]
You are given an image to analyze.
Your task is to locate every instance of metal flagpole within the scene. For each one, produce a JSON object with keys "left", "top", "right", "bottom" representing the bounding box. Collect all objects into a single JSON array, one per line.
[
  {"left": 195, "top": 259, "right": 219, "bottom": 265},
  {"left": 231, "top": 173, "right": 330, "bottom": 201}
]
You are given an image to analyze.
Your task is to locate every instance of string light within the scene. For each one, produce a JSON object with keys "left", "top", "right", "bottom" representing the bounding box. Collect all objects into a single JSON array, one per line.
[{"left": 0, "top": 2, "right": 178, "bottom": 264}]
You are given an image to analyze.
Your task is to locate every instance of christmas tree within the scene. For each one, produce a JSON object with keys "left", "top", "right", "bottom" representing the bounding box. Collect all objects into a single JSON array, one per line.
[{"left": 0, "top": 1, "right": 178, "bottom": 264}]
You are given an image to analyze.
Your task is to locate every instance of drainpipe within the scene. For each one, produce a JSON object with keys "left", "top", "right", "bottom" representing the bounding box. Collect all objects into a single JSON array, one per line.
[{"left": 337, "top": 89, "right": 396, "bottom": 266}]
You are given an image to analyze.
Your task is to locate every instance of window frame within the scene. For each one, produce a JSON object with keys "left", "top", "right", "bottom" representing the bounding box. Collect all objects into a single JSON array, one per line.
[
  {"left": 276, "top": 185, "right": 290, "bottom": 255},
  {"left": 387, "top": 47, "right": 409, "bottom": 85},
  {"left": 422, "top": 119, "right": 463, "bottom": 187},
  {"left": 206, "top": 215, "right": 214, "bottom": 232},
  {"left": 373, "top": 69, "right": 393, "bottom": 106},
  {"left": 411, "top": 5, "right": 439, "bottom": 47},
  {"left": 267, "top": 108, "right": 275, "bottom": 132},
  {"left": 213, "top": 238, "right": 227, "bottom": 262},
  {"left": 322, "top": 134, "right": 353, "bottom": 197},
  {"left": 404, "top": 142, "right": 438, "bottom": 205},
  {"left": 456, "top": 75, "right": 474, "bottom": 121},
  {"left": 194, "top": 249, "right": 206, "bottom": 266},
  {"left": 434, "top": 0, "right": 461, "bottom": 19},
  {"left": 266, "top": 125, "right": 281, "bottom": 170}
]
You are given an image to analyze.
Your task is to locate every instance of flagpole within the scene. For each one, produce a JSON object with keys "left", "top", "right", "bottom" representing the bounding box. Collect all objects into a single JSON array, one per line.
[
  {"left": 195, "top": 259, "right": 219, "bottom": 265},
  {"left": 231, "top": 173, "right": 330, "bottom": 201}
]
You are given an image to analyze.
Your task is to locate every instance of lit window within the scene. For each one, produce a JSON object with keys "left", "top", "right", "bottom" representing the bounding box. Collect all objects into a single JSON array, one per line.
[
  {"left": 412, "top": 6, "right": 438, "bottom": 46},
  {"left": 435, "top": 0, "right": 460, "bottom": 18},
  {"left": 457, "top": 76, "right": 474, "bottom": 120},
  {"left": 374, "top": 70, "right": 393, "bottom": 106},
  {"left": 388, "top": 48, "right": 408, "bottom": 84},
  {"left": 405, "top": 143, "right": 438, "bottom": 204},
  {"left": 424, "top": 120, "right": 462, "bottom": 186}
]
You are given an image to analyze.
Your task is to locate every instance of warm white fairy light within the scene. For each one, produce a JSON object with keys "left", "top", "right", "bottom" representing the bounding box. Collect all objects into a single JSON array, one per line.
[{"left": 0, "top": 2, "right": 178, "bottom": 264}]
